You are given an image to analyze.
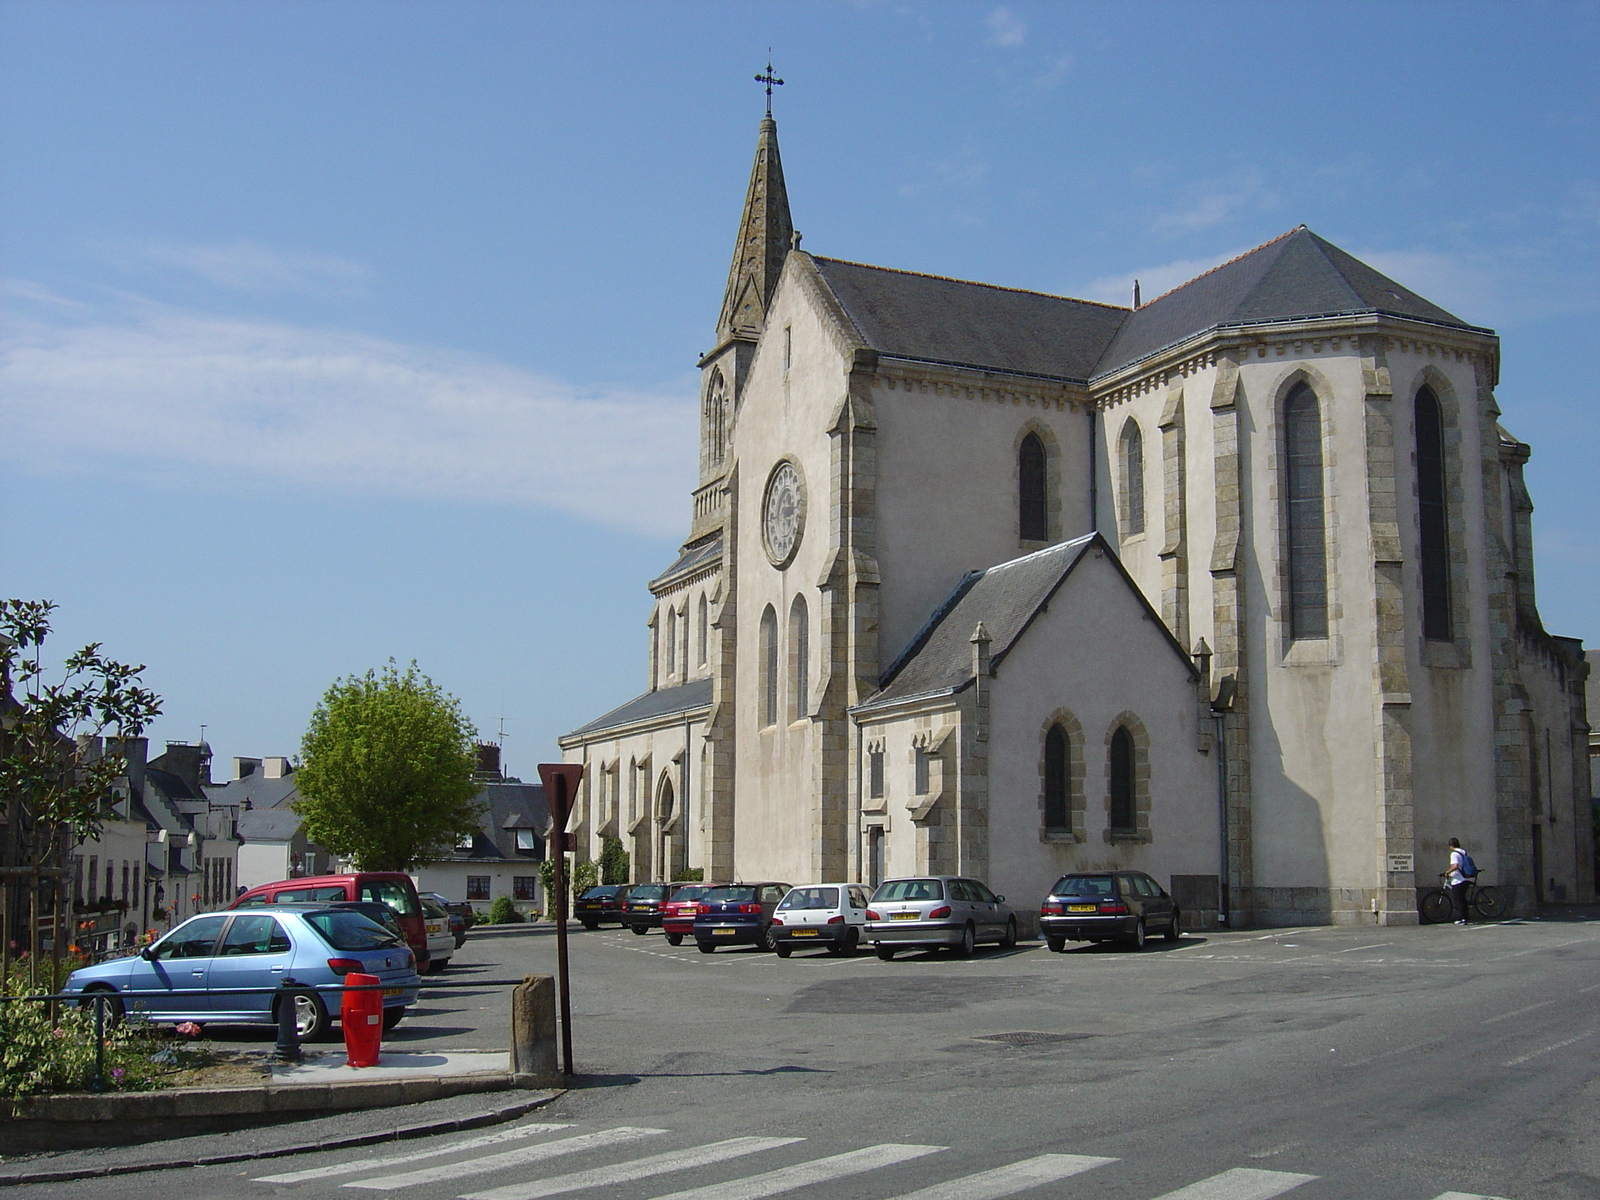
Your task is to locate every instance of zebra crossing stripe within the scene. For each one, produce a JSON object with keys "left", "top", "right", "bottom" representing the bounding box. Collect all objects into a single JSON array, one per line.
[
  {"left": 252, "top": 1123, "right": 575, "bottom": 1183},
  {"left": 877, "top": 1153, "right": 1119, "bottom": 1200},
  {"left": 1150, "top": 1167, "right": 1318, "bottom": 1200},
  {"left": 341, "top": 1127, "right": 667, "bottom": 1190},
  {"left": 1431, "top": 1194, "right": 1513, "bottom": 1199},
  {"left": 461, "top": 1136, "right": 804, "bottom": 1200},
  {"left": 640, "top": 1143, "right": 946, "bottom": 1200}
]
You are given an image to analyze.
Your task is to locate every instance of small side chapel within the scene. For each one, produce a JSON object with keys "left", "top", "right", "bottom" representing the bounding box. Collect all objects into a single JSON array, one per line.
[{"left": 560, "top": 111, "right": 1593, "bottom": 928}]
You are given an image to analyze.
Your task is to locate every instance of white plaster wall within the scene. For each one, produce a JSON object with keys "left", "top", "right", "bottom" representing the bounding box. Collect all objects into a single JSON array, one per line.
[
  {"left": 984, "top": 547, "right": 1217, "bottom": 906},
  {"left": 873, "top": 385, "right": 1093, "bottom": 664},
  {"left": 236, "top": 842, "right": 292, "bottom": 891}
]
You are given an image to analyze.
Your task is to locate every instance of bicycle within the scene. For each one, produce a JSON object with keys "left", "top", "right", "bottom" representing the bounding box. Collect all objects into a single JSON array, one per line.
[{"left": 1419, "top": 873, "right": 1506, "bottom": 924}]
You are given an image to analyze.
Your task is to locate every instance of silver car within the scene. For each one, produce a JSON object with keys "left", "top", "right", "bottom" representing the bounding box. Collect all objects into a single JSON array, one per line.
[{"left": 865, "top": 875, "right": 1018, "bottom": 959}]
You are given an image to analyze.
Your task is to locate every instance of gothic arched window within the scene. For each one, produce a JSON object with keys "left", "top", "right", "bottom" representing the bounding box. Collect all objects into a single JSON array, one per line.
[
  {"left": 1109, "top": 725, "right": 1135, "bottom": 833},
  {"left": 665, "top": 606, "right": 677, "bottom": 677},
  {"left": 1019, "top": 433, "right": 1048, "bottom": 541},
  {"left": 1119, "top": 418, "right": 1145, "bottom": 536},
  {"left": 759, "top": 605, "right": 778, "bottom": 727},
  {"left": 1283, "top": 383, "right": 1328, "bottom": 640},
  {"left": 1044, "top": 723, "right": 1069, "bottom": 832},
  {"left": 705, "top": 370, "right": 728, "bottom": 468},
  {"left": 1416, "top": 385, "right": 1452, "bottom": 641},
  {"left": 697, "top": 594, "right": 709, "bottom": 666},
  {"left": 789, "top": 595, "right": 809, "bottom": 722}
]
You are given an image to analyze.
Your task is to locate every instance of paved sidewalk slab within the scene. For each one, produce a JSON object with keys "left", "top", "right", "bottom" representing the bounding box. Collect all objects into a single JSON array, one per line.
[{"left": 272, "top": 1050, "right": 509, "bottom": 1084}]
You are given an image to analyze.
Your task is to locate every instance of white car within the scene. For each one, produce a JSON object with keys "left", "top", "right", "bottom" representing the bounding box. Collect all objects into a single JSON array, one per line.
[
  {"left": 419, "top": 896, "right": 454, "bottom": 973},
  {"left": 769, "top": 883, "right": 872, "bottom": 957}
]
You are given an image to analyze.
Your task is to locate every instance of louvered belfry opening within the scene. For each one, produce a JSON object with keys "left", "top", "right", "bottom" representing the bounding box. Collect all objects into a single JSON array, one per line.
[
  {"left": 1019, "top": 433, "right": 1048, "bottom": 540},
  {"left": 1283, "top": 382, "right": 1329, "bottom": 641},
  {"left": 1415, "top": 385, "right": 1453, "bottom": 641}
]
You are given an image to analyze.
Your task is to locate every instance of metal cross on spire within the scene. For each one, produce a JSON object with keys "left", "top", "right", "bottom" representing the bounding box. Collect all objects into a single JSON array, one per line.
[{"left": 755, "top": 55, "right": 784, "bottom": 116}]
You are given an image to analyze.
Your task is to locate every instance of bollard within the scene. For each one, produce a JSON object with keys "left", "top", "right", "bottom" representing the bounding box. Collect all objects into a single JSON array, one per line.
[
  {"left": 274, "top": 978, "right": 303, "bottom": 1063},
  {"left": 341, "top": 973, "right": 383, "bottom": 1068},
  {"left": 510, "top": 974, "right": 560, "bottom": 1087}
]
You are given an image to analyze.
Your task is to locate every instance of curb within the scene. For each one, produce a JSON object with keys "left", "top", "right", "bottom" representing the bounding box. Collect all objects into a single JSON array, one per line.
[{"left": 0, "top": 1088, "right": 564, "bottom": 1186}]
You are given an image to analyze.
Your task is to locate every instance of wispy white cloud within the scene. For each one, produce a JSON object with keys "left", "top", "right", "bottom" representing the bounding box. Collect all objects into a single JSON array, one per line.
[
  {"left": 0, "top": 289, "right": 695, "bottom": 537},
  {"left": 985, "top": 6, "right": 1027, "bottom": 48},
  {"left": 100, "top": 240, "right": 371, "bottom": 296},
  {"left": 1347, "top": 247, "right": 1493, "bottom": 321},
  {"left": 1077, "top": 247, "right": 1254, "bottom": 307},
  {"left": 1151, "top": 169, "right": 1276, "bottom": 234},
  {"left": 1030, "top": 52, "right": 1074, "bottom": 90}
]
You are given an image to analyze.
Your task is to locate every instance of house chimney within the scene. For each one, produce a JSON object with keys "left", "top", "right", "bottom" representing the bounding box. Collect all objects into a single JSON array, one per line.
[
  {"left": 262, "top": 756, "right": 291, "bottom": 779},
  {"left": 475, "top": 743, "right": 502, "bottom": 780},
  {"left": 233, "top": 757, "right": 261, "bottom": 780},
  {"left": 1132, "top": 279, "right": 1141, "bottom": 309},
  {"left": 107, "top": 735, "right": 148, "bottom": 795}
]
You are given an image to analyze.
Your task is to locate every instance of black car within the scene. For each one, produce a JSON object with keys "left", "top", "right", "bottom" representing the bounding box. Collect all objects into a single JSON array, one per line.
[
  {"left": 1039, "top": 871, "right": 1181, "bottom": 951},
  {"left": 693, "top": 882, "right": 792, "bottom": 953},
  {"left": 574, "top": 884, "right": 634, "bottom": 929},
  {"left": 621, "top": 881, "right": 688, "bottom": 935}
]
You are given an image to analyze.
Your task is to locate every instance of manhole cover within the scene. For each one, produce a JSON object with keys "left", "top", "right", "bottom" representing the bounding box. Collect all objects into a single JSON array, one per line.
[{"left": 972, "top": 1031, "right": 1091, "bottom": 1047}]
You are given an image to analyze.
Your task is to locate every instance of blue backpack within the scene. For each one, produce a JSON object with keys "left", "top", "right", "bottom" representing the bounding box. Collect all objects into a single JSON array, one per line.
[{"left": 1458, "top": 850, "right": 1478, "bottom": 878}]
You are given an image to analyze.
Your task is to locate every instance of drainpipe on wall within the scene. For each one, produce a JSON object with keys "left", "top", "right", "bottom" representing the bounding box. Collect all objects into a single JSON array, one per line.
[{"left": 1087, "top": 406, "right": 1098, "bottom": 534}]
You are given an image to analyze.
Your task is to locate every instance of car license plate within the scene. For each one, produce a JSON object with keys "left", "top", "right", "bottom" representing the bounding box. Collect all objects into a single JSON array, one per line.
[
  {"left": 427, "top": 924, "right": 442, "bottom": 933},
  {"left": 791, "top": 928, "right": 818, "bottom": 937},
  {"left": 892, "top": 912, "right": 920, "bottom": 920},
  {"left": 713, "top": 927, "right": 736, "bottom": 936},
  {"left": 633, "top": 905, "right": 651, "bottom": 911},
  {"left": 1068, "top": 904, "right": 1097, "bottom": 913},
  {"left": 382, "top": 988, "right": 401, "bottom": 997}
]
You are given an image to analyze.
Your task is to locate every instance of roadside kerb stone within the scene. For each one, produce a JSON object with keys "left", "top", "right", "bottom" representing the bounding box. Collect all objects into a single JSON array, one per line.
[{"left": 0, "top": 1089, "right": 563, "bottom": 1185}]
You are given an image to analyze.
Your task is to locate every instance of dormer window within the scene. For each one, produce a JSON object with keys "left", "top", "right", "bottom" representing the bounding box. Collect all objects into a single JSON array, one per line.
[{"left": 515, "top": 829, "right": 537, "bottom": 852}]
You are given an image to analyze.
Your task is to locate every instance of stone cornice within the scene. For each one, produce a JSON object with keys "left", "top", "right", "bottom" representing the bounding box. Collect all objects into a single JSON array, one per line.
[
  {"left": 876, "top": 360, "right": 1088, "bottom": 413},
  {"left": 557, "top": 702, "right": 711, "bottom": 750}
]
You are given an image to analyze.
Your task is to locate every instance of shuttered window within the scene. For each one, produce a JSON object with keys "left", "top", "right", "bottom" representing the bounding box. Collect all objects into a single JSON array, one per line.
[
  {"left": 1415, "top": 386, "right": 1452, "bottom": 641},
  {"left": 1019, "top": 433, "right": 1048, "bottom": 541},
  {"left": 1283, "top": 383, "right": 1328, "bottom": 640}
]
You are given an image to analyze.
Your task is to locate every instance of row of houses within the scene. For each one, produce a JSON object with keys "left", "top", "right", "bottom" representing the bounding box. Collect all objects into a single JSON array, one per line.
[{"left": 56, "top": 739, "right": 550, "bottom": 954}]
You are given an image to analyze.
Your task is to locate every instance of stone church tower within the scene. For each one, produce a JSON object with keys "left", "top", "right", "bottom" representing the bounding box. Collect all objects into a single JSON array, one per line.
[{"left": 561, "top": 112, "right": 1593, "bottom": 926}]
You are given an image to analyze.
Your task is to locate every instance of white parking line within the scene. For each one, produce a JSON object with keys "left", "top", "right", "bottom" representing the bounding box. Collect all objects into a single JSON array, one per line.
[
  {"left": 1150, "top": 1167, "right": 1318, "bottom": 1199},
  {"left": 462, "top": 1136, "right": 804, "bottom": 1200},
  {"left": 1504, "top": 1030, "right": 1594, "bottom": 1067},
  {"left": 876, "top": 1153, "right": 1117, "bottom": 1200},
  {"left": 1431, "top": 1193, "right": 1512, "bottom": 1199},
  {"left": 342, "top": 1127, "right": 666, "bottom": 1190},
  {"left": 642, "top": 1143, "right": 946, "bottom": 1200},
  {"left": 1480, "top": 999, "right": 1555, "bottom": 1025},
  {"left": 253, "top": 1123, "right": 573, "bottom": 1183},
  {"left": 1337, "top": 943, "right": 1393, "bottom": 953}
]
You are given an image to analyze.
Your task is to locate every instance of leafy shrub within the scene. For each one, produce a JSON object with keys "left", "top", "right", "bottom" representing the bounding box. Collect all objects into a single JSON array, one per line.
[
  {"left": 599, "top": 837, "right": 629, "bottom": 886},
  {"left": 572, "top": 860, "right": 599, "bottom": 896},
  {"left": 0, "top": 992, "right": 166, "bottom": 1099},
  {"left": 486, "top": 895, "right": 521, "bottom": 925},
  {"left": 672, "top": 867, "right": 704, "bottom": 882}
]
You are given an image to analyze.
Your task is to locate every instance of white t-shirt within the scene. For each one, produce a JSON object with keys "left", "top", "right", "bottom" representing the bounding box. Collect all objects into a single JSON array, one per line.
[{"left": 1448, "top": 848, "right": 1468, "bottom": 886}]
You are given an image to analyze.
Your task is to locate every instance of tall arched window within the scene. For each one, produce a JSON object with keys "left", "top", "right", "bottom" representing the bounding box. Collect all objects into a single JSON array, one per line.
[
  {"left": 1119, "top": 419, "right": 1145, "bottom": 536},
  {"left": 1283, "top": 382, "right": 1328, "bottom": 640},
  {"left": 705, "top": 370, "right": 728, "bottom": 467},
  {"left": 1415, "top": 385, "right": 1452, "bottom": 641},
  {"left": 679, "top": 604, "right": 690, "bottom": 675},
  {"left": 1019, "top": 433, "right": 1048, "bottom": 541},
  {"left": 1044, "top": 724, "right": 1069, "bottom": 831},
  {"left": 788, "top": 595, "right": 809, "bottom": 722},
  {"left": 1109, "top": 726, "right": 1135, "bottom": 833},
  {"left": 697, "top": 594, "right": 709, "bottom": 666},
  {"left": 665, "top": 607, "right": 677, "bottom": 677},
  {"left": 759, "top": 605, "right": 778, "bottom": 727}
]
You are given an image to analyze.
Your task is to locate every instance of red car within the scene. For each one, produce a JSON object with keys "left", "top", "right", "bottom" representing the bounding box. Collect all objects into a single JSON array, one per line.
[{"left": 659, "top": 882, "right": 727, "bottom": 947}]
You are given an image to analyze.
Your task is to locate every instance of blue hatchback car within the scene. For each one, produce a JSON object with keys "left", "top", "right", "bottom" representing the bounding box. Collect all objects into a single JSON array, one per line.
[
  {"left": 693, "top": 882, "right": 792, "bottom": 953},
  {"left": 63, "top": 905, "right": 421, "bottom": 1040}
]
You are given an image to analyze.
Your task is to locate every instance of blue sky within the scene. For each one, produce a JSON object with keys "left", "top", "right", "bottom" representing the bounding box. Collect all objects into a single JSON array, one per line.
[{"left": 3, "top": 1, "right": 1597, "bottom": 782}]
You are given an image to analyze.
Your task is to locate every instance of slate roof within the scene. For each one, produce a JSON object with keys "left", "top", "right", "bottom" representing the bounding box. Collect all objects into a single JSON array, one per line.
[
  {"left": 807, "top": 227, "right": 1489, "bottom": 387},
  {"left": 204, "top": 771, "right": 300, "bottom": 812},
  {"left": 237, "top": 808, "right": 304, "bottom": 843},
  {"left": 436, "top": 780, "right": 550, "bottom": 863},
  {"left": 565, "top": 677, "right": 713, "bottom": 739},
  {"left": 863, "top": 533, "right": 1193, "bottom": 708},
  {"left": 650, "top": 537, "right": 722, "bottom": 590}
]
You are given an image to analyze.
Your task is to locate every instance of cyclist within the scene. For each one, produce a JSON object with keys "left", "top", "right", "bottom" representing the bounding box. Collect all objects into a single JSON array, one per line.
[{"left": 1447, "top": 837, "right": 1474, "bottom": 925}]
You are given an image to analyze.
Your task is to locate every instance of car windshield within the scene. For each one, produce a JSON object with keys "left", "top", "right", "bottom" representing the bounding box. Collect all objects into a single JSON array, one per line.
[
  {"left": 1053, "top": 875, "right": 1116, "bottom": 897},
  {"left": 579, "top": 886, "right": 623, "bottom": 899},
  {"left": 669, "top": 885, "right": 711, "bottom": 903},
  {"left": 272, "top": 886, "right": 348, "bottom": 904},
  {"left": 306, "top": 910, "right": 405, "bottom": 951},
  {"left": 358, "top": 879, "right": 420, "bottom": 918},
  {"left": 421, "top": 898, "right": 449, "bottom": 919},
  {"left": 629, "top": 884, "right": 670, "bottom": 901},
  {"left": 874, "top": 879, "right": 944, "bottom": 902},
  {"left": 703, "top": 886, "right": 757, "bottom": 904},
  {"left": 778, "top": 887, "right": 839, "bottom": 911}
]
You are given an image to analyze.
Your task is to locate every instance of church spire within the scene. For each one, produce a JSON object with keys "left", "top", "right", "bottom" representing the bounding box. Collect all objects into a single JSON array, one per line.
[{"left": 715, "top": 111, "right": 794, "bottom": 345}]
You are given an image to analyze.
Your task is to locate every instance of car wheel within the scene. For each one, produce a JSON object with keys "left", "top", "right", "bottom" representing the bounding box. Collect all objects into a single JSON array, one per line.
[
  {"left": 774, "top": 943, "right": 792, "bottom": 958},
  {"left": 1046, "top": 935, "right": 1066, "bottom": 953},
  {"left": 631, "top": 923, "right": 649, "bottom": 936},
  {"left": 381, "top": 1007, "right": 405, "bottom": 1031},
  {"left": 1000, "top": 918, "right": 1017, "bottom": 949},
  {"left": 1164, "top": 910, "right": 1182, "bottom": 942},
  {"left": 759, "top": 926, "right": 778, "bottom": 952},
  {"left": 81, "top": 985, "right": 124, "bottom": 1028},
  {"left": 283, "top": 990, "right": 331, "bottom": 1041},
  {"left": 1128, "top": 918, "right": 1147, "bottom": 950},
  {"left": 580, "top": 919, "right": 599, "bottom": 931},
  {"left": 876, "top": 945, "right": 896, "bottom": 961},
  {"left": 665, "top": 933, "right": 683, "bottom": 946},
  {"left": 697, "top": 941, "right": 716, "bottom": 954},
  {"left": 828, "top": 928, "right": 858, "bottom": 956},
  {"left": 955, "top": 923, "right": 976, "bottom": 958}
]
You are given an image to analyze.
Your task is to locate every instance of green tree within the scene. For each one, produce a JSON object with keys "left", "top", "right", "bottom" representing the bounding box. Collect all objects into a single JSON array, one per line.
[
  {"left": 294, "top": 661, "right": 481, "bottom": 871},
  {"left": 599, "top": 836, "right": 629, "bottom": 885}
]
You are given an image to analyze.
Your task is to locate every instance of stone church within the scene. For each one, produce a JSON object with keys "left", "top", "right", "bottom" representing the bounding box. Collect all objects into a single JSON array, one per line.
[{"left": 560, "top": 112, "right": 1593, "bottom": 927}]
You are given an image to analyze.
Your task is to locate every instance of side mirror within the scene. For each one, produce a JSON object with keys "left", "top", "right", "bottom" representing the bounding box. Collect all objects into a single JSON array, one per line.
[
  {"left": 139, "top": 946, "right": 156, "bottom": 961},
  {"left": 996, "top": 896, "right": 1006, "bottom": 904}
]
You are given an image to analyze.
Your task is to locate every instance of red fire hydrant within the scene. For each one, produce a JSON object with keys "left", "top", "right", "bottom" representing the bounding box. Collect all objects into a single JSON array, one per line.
[{"left": 341, "top": 973, "right": 383, "bottom": 1067}]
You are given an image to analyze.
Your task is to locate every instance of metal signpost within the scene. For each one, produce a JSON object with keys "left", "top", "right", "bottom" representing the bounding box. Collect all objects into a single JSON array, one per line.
[{"left": 536, "top": 762, "right": 584, "bottom": 1078}]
